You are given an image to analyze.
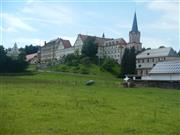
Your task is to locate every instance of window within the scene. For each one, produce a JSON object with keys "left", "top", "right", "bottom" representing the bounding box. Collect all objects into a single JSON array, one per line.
[{"left": 138, "top": 65, "right": 141, "bottom": 67}]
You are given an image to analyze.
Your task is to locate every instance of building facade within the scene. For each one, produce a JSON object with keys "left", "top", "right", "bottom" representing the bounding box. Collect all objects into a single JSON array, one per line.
[
  {"left": 147, "top": 60, "right": 180, "bottom": 81},
  {"left": 98, "top": 38, "right": 127, "bottom": 64},
  {"left": 74, "top": 34, "right": 112, "bottom": 54},
  {"left": 40, "top": 38, "right": 72, "bottom": 63},
  {"left": 136, "top": 47, "right": 180, "bottom": 76}
]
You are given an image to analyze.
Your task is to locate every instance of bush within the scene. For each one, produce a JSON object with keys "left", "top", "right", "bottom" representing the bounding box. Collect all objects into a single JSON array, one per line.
[
  {"left": 0, "top": 46, "right": 28, "bottom": 73},
  {"left": 71, "top": 66, "right": 80, "bottom": 73},
  {"left": 80, "top": 57, "right": 91, "bottom": 66},
  {"left": 79, "top": 66, "right": 89, "bottom": 74},
  {"left": 101, "top": 58, "right": 121, "bottom": 77},
  {"left": 59, "top": 65, "right": 68, "bottom": 72}
]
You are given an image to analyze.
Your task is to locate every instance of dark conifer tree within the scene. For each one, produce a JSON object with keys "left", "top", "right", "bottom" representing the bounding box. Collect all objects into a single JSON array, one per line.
[
  {"left": 81, "top": 37, "right": 98, "bottom": 58},
  {"left": 121, "top": 47, "right": 136, "bottom": 77}
]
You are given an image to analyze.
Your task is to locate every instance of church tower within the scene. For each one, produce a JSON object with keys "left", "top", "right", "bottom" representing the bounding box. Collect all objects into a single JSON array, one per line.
[{"left": 128, "top": 12, "right": 142, "bottom": 51}]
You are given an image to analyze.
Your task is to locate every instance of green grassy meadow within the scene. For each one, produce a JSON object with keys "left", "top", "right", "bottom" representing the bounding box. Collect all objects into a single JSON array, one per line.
[{"left": 0, "top": 72, "right": 180, "bottom": 135}]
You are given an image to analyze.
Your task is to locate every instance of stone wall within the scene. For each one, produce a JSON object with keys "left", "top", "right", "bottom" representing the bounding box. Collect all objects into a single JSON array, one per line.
[{"left": 135, "top": 80, "right": 180, "bottom": 90}]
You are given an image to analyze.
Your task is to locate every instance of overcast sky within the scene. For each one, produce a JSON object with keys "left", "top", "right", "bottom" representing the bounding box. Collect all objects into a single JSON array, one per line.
[{"left": 1, "top": 0, "right": 179, "bottom": 51}]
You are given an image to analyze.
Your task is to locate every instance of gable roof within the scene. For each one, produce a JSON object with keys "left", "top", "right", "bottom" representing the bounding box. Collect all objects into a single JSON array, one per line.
[
  {"left": 26, "top": 53, "right": 37, "bottom": 61},
  {"left": 136, "top": 47, "right": 178, "bottom": 59},
  {"left": 45, "top": 38, "right": 71, "bottom": 48},
  {"left": 104, "top": 38, "right": 127, "bottom": 46},
  {"left": 78, "top": 34, "right": 112, "bottom": 46},
  {"left": 61, "top": 39, "right": 71, "bottom": 48},
  {"left": 150, "top": 60, "right": 180, "bottom": 74}
]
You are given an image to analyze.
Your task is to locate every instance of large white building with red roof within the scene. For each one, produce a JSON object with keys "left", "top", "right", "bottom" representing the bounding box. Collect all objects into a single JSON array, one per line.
[{"left": 40, "top": 37, "right": 73, "bottom": 63}]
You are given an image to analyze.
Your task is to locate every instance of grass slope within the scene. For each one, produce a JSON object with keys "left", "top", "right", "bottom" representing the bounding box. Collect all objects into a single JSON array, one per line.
[
  {"left": 47, "top": 64, "right": 114, "bottom": 77},
  {"left": 0, "top": 72, "right": 180, "bottom": 135}
]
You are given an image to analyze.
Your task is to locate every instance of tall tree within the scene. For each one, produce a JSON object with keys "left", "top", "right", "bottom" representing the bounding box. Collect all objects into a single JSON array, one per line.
[
  {"left": 178, "top": 50, "right": 180, "bottom": 56},
  {"left": 0, "top": 46, "right": 7, "bottom": 72},
  {"left": 0, "top": 46, "right": 6, "bottom": 57},
  {"left": 121, "top": 48, "right": 129, "bottom": 77},
  {"left": 121, "top": 47, "right": 136, "bottom": 77},
  {"left": 0, "top": 45, "right": 28, "bottom": 73},
  {"left": 81, "top": 37, "right": 98, "bottom": 58},
  {"left": 19, "top": 45, "right": 40, "bottom": 55},
  {"left": 129, "top": 47, "right": 136, "bottom": 74}
]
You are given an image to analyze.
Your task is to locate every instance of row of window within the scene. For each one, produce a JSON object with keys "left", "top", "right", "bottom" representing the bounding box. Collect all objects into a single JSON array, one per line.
[
  {"left": 137, "top": 69, "right": 150, "bottom": 76},
  {"left": 105, "top": 41, "right": 122, "bottom": 46},
  {"left": 137, "top": 57, "right": 166, "bottom": 63},
  {"left": 138, "top": 63, "right": 156, "bottom": 68},
  {"left": 103, "top": 48, "right": 123, "bottom": 54},
  {"left": 106, "top": 54, "right": 120, "bottom": 59}
]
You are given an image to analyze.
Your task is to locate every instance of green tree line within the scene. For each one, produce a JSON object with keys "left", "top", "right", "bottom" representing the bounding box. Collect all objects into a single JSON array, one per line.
[{"left": 0, "top": 46, "right": 28, "bottom": 73}]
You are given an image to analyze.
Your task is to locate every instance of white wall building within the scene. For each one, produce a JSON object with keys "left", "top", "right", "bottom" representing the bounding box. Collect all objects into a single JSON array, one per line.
[
  {"left": 40, "top": 38, "right": 72, "bottom": 63},
  {"left": 98, "top": 38, "right": 127, "bottom": 64},
  {"left": 136, "top": 47, "right": 180, "bottom": 76},
  {"left": 143, "top": 60, "right": 180, "bottom": 81}
]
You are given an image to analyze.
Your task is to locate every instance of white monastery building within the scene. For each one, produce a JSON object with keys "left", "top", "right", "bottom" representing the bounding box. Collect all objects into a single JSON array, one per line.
[{"left": 39, "top": 12, "right": 142, "bottom": 64}]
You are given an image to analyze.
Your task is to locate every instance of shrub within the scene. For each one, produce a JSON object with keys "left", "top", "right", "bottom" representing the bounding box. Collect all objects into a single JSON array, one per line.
[
  {"left": 71, "top": 66, "right": 80, "bottom": 73},
  {"left": 101, "top": 58, "right": 121, "bottom": 77},
  {"left": 80, "top": 57, "right": 91, "bottom": 66},
  {"left": 79, "top": 67, "right": 89, "bottom": 74},
  {"left": 60, "top": 65, "right": 68, "bottom": 72}
]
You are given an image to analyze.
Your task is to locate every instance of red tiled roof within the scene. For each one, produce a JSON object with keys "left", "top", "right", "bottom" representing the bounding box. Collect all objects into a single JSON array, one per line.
[
  {"left": 46, "top": 37, "right": 71, "bottom": 49},
  {"left": 78, "top": 34, "right": 112, "bottom": 46},
  {"left": 26, "top": 53, "right": 37, "bottom": 61},
  {"left": 61, "top": 39, "right": 71, "bottom": 48}
]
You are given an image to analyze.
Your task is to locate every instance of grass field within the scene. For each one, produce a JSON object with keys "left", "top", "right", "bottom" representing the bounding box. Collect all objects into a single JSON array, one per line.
[{"left": 0, "top": 72, "right": 180, "bottom": 135}]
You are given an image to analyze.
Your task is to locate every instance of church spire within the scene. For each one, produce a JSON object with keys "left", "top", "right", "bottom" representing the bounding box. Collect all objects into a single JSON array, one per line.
[
  {"left": 131, "top": 12, "right": 138, "bottom": 32},
  {"left": 128, "top": 11, "right": 141, "bottom": 51},
  {"left": 102, "top": 33, "right": 105, "bottom": 38}
]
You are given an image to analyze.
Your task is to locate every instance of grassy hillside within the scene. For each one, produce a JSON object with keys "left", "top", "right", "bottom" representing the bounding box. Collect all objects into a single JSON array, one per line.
[
  {"left": 47, "top": 64, "right": 114, "bottom": 77},
  {"left": 0, "top": 72, "right": 180, "bottom": 135}
]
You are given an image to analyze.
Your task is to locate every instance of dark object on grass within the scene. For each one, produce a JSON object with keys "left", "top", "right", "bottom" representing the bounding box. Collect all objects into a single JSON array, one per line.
[
  {"left": 122, "top": 81, "right": 135, "bottom": 88},
  {"left": 86, "top": 80, "right": 95, "bottom": 85}
]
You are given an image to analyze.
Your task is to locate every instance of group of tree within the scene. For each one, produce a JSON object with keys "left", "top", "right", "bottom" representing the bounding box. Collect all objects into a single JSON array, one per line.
[
  {"left": 0, "top": 46, "right": 28, "bottom": 73},
  {"left": 121, "top": 47, "right": 136, "bottom": 77},
  {"left": 178, "top": 50, "right": 180, "bottom": 56},
  {"left": 57, "top": 37, "right": 122, "bottom": 76},
  {"left": 19, "top": 44, "right": 40, "bottom": 55}
]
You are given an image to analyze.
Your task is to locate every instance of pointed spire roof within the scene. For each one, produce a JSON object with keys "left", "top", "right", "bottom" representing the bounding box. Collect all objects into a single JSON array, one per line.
[
  {"left": 131, "top": 12, "right": 139, "bottom": 32},
  {"left": 102, "top": 33, "right": 105, "bottom": 38}
]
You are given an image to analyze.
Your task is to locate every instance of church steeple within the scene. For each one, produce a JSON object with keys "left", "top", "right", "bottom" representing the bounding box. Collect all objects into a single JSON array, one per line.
[
  {"left": 102, "top": 33, "right": 105, "bottom": 38},
  {"left": 131, "top": 12, "right": 138, "bottom": 32},
  {"left": 128, "top": 12, "right": 142, "bottom": 51}
]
